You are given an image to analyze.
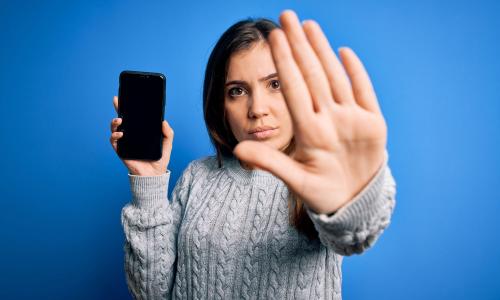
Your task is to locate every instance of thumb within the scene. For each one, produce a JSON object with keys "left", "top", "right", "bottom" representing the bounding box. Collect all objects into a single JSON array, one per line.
[
  {"left": 162, "top": 120, "right": 174, "bottom": 151},
  {"left": 233, "top": 140, "right": 305, "bottom": 191}
]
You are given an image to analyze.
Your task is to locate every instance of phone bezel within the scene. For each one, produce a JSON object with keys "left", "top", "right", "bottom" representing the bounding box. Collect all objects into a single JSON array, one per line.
[{"left": 117, "top": 70, "right": 166, "bottom": 160}]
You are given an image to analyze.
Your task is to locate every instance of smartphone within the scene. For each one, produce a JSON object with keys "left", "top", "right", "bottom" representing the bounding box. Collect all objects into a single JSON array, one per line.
[{"left": 117, "top": 70, "right": 166, "bottom": 161}]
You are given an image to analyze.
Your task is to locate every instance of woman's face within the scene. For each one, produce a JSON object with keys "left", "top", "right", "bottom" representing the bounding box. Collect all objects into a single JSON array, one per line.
[{"left": 224, "top": 41, "right": 293, "bottom": 152}]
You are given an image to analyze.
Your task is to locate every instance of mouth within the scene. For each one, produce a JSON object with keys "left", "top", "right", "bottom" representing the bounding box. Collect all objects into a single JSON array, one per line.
[{"left": 248, "top": 126, "right": 278, "bottom": 139}]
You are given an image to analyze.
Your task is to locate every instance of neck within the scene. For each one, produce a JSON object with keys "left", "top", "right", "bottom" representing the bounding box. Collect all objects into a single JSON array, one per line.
[{"left": 239, "top": 160, "right": 254, "bottom": 170}]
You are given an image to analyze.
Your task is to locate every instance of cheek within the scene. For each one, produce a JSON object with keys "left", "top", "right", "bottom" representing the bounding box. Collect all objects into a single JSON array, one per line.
[{"left": 225, "top": 105, "right": 247, "bottom": 140}]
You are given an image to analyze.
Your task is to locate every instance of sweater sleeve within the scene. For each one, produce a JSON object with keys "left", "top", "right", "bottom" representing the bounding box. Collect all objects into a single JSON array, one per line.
[
  {"left": 305, "top": 150, "right": 396, "bottom": 256},
  {"left": 120, "top": 163, "right": 194, "bottom": 300}
]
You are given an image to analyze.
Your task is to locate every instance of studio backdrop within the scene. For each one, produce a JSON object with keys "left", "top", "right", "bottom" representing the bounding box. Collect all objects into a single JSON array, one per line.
[{"left": 0, "top": 0, "right": 499, "bottom": 299}]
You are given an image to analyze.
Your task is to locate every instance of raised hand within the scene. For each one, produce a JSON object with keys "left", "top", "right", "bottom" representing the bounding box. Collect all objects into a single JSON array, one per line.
[
  {"left": 110, "top": 96, "right": 174, "bottom": 176},
  {"left": 233, "top": 10, "right": 388, "bottom": 214}
]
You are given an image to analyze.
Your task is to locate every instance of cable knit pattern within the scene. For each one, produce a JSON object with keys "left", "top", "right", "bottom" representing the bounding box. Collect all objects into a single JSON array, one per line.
[
  {"left": 306, "top": 149, "right": 397, "bottom": 256},
  {"left": 121, "top": 151, "right": 397, "bottom": 299}
]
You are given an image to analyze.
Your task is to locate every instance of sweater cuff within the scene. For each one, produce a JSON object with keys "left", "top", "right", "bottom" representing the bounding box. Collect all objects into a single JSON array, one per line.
[
  {"left": 128, "top": 170, "right": 170, "bottom": 208},
  {"left": 306, "top": 150, "right": 388, "bottom": 232}
]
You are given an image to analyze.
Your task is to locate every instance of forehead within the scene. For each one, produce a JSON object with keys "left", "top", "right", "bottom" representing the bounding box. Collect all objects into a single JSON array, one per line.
[{"left": 226, "top": 41, "right": 276, "bottom": 81}]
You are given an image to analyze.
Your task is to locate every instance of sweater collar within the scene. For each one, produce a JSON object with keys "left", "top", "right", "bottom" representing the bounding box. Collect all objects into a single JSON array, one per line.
[{"left": 222, "top": 155, "right": 281, "bottom": 187}]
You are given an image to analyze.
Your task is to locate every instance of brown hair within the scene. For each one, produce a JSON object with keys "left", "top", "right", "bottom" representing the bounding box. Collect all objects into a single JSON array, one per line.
[{"left": 202, "top": 17, "right": 318, "bottom": 240}]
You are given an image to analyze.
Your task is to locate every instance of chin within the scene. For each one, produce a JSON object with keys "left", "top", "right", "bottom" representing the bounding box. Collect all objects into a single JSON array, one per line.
[
  {"left": 241, "top": 135, "right": 287, "bottom": 150},
  {"left": 264, "top": 139, "right": 286, "bottom": 150}
]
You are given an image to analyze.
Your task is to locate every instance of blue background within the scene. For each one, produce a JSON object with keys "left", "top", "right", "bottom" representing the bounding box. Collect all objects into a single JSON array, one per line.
[{"left": 1, "top": 0, "right": 499, "bottom": 299}]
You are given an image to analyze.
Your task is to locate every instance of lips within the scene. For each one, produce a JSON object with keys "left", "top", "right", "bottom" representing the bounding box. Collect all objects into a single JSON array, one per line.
[
  {"left": 248, "top": 126, "right": 276, "bottom": 134},
  {"left": 248, "top": 126, "right": 278, "bottom": 139}
]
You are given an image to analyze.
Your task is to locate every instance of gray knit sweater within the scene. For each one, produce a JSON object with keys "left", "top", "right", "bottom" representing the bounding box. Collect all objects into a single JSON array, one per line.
[{"left": 121, "top": 150, "right": 396, "bottom": 299}]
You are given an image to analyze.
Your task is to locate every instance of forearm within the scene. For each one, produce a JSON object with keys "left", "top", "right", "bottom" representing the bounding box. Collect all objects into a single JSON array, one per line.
[{"left": 121, "top": 171, "right": 180, "bottom": 299}]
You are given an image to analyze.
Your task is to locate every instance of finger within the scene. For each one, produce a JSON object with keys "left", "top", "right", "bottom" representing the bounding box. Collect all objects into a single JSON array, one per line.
[
  {"left": 162, "top": 120, "right": 174, "bottom": 147},
  {"left": 110, "top": 118, "right": 122, "bottom": 133},
  {"left": 111, "top": 131, "right": 123, "bottom": 140},
  {"left": 159, "top": 120, "right": 174, "bottom": 162},
  {"left": 162, "top": 120, "right": 174, "bottom": 139},
  {"left": 302, "top": 20, "right": 355, "bottom": 106},
  {"left": 279, "top": 10, "right": 334, "bottom": 112},
  {"left": 233, "top": 140, "right": 306, "bottom": 193},
  {"left": 110, "top": 136, "right": 117, "bottom": 152},
  {"left": 109, "top": 131, "right": 123, "bottom": 152},
  {"left": 113, "top": 96, "right": 119, "bottom": 114},
  {"left": 268, "top": 28, "right": 315, "bottom": 129},
  {"left": 338, "top": 47, "right": 381, "bottom": 113}
]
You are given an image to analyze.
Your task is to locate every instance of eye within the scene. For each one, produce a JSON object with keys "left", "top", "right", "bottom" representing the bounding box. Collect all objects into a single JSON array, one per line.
[
  {"left": 269, "top": 79, "right": 280, "bottom": 90},
  {"left": 228, "top": 87, "right": 247, "bottom": 97}
]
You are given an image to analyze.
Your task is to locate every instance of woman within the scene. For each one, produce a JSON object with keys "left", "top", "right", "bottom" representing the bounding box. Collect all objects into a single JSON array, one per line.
[{"left": 110, "top": 10, "right": 396, "bottom": 300}]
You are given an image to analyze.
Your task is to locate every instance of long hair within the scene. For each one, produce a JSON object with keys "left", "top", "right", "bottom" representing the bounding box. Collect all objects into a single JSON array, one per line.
[{"left": 202, "top": 17, "right": 318, "bottom": 240}]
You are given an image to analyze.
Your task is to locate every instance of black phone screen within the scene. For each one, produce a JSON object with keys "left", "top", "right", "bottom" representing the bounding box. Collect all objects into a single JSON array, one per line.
[{"left": 117, "top": 71, "right": 165, "bottom": 161}]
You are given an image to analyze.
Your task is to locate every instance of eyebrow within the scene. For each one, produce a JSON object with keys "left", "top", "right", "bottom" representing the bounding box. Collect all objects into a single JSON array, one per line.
[{"left": 225, "top": 72, "right": 278, "bottom": 87}]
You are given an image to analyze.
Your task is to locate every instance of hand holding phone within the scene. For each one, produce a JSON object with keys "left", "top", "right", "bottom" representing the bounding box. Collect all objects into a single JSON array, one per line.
[
  {"left": 110, "top": 97, "right": 174, "bottom": 176},
  {"left": 109, "top": 70, "right": 174, "bottom": 176},
  {"left": 117, "top": 70, "right": 166, "bottom": 160}
]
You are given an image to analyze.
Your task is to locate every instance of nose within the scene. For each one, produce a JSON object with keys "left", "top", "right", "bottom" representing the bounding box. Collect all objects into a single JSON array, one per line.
[{"left": 248, "top": 90, "right": 270, "bottom": 119}]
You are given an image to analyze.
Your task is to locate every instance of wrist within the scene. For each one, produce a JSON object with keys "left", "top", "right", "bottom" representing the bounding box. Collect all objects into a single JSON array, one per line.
[
  {"left": 128, "top": 168, "right": 165, "bottom": 177},
  {"left": 133, "top": 172, "right": 164, "bottom": 177}
]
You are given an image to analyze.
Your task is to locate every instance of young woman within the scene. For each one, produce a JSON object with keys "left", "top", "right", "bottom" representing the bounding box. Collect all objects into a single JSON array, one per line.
[{"left": 110, "top": 10, "right": 396, "bottom": 300}]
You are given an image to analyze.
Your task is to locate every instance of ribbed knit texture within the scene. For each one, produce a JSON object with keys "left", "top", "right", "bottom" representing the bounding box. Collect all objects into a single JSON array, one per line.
[{"left": 121, "top": 150, "right": 396, "bottom": 299}]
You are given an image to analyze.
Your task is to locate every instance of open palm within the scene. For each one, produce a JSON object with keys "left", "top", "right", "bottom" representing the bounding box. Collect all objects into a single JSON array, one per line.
[{"left": 234, "top": 10, "right": 387, "bottom": 214}]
